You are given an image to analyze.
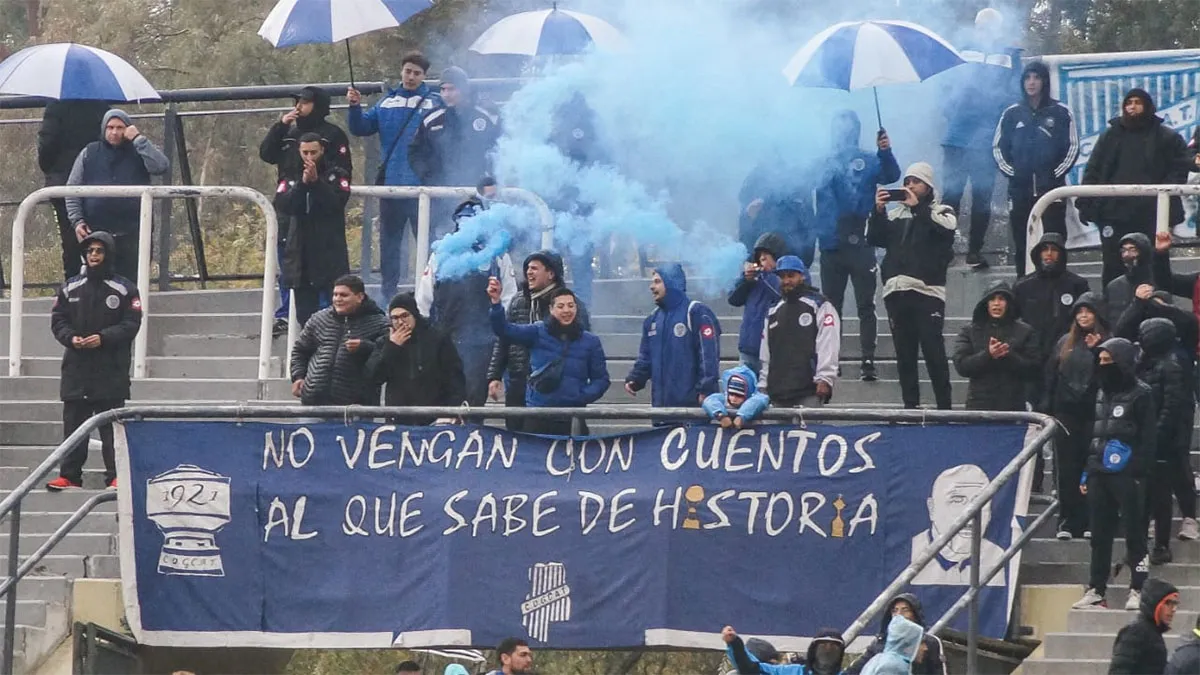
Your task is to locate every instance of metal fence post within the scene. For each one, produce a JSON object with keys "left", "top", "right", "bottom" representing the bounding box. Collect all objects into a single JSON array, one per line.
[
  {"left": 157, "top": 104, "right": 177, "bottom": 292},
  {"left": 3, "top": 502, "right": 21, "bottom": 675},
  {"left": 133, "top": 192, "right": 155, "bottom": 379},
  {"left": 967, "top": 510, "right": 982, "bottom": 674},
  {"left": 415, "top": 190, "right": 432, "bottom": 286},
  {"left": 1156, "top": 191, "right": 1171, "bottom": 236}
]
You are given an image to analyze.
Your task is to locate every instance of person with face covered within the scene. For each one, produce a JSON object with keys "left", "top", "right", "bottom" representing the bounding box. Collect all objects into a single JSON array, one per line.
[
  {"left": 859, "top": 615, "right": 925, "bottom": 675},
  {"left": 1109, "top": 577, "right": 1180, "bottom": 675},
  {"left": 487, "top": 249, "right": 590, "bottom": 431},
  {"left": 1043, "top": 293, "right": 1109, "bottom": 539},
  {"left": 722, "top": 626, "right": 846, "bottom": 675},
  {"left": 728, "top": 232, "right": 787, "bottom": 375},
  {"left": 846, "top": 594, "right": 946, "bottom": 675},
  {"left": 816, "top": 110, "right": 900, "bottom": 382},
  {"left": 488, "top": 281, "right": 609, "bottom": 436},
  {"left": 993, "top": 61, "right": 1079, "bottom": 277},
  {"left": 953, "top": 281, "right": 1040, "bottom": 411},
  {"left": 1073, "top": 338, "right": 1156, "bottom": 611},
  {"left": 1078, "top": 89, "right": 1190, "bottom": 286},
  {"left": 759, "top": 256, "right": 840, "bottom": 407},
  {"left": 1105, "top": 232, "right": 1158, "bottom": 327}
]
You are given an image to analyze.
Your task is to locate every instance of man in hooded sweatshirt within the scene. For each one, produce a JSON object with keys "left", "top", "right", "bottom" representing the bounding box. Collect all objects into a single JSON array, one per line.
[
  {"left": 953, "top": 281, "right": 1040, "bottom": 411},
  {"left": 846, "top": 593, "right": 947, "bottom": 675},
  {"left": 993, "top": 61, "right": 1079, "bottom": 277},
  {"left": 722, "top": 626, "right": 846, "bottom": 675},
  {"left": 65, "top": 109, "right": 169, "bottom": 283},
  {"left": 1109, "top": 577, "right": 1180, "bottom": 675},
  {"left": 728, "top": 232, "right": 787, "bottom": 375},
  {"left": 1073, "top": 338, "right": 1156, "bottom": 611},
  {"left": 868, "top": 162, "right": 956, "bottom": 409},
  {"left": 47, "top": 232, "right": 142, "bottom": 491},
  {"left": 1078, "top": 89, "right": 1190, "bottom": 286},
  {"left": 759, "top": 255, "right": 840, "bottom": 407},
  {"left": 1105, "top": 232, "right": 1158, "bottom": 328},
  {"left": 624, "top": 264, "right": 721, "bottom": 414},
  {"left": 816, "top": 110, "right": 900, "bottom": 382}
]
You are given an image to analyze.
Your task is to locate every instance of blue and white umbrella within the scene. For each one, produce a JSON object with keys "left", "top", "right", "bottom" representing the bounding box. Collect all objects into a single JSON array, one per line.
[
  {"left": 469, "top": 6, "right": 627, "bottom": 56},
  {"left": 783, "top": 20, "right": 963, "bottom": 126},
  {"left": 258, "top": 0, "right": 431, "bottom": 84},
  {"left": 0, "top": 43, "right": 159, "bottom": 101}
]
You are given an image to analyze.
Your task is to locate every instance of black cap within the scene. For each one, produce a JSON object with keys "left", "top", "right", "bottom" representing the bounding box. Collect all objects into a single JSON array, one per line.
[{"left": 291, "top": 87, "right": 317, "bottom": 102}]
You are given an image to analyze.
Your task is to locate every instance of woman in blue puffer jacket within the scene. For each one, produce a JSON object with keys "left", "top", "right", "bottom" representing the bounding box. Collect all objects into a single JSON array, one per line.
[{"left": 488, "top": 279, "right": 610, "bottom": 435}]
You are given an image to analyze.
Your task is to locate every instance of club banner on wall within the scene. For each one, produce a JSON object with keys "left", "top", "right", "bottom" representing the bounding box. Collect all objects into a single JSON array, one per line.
[{"left": 115, "top": 421, "right": 1034, "bottom": 650}]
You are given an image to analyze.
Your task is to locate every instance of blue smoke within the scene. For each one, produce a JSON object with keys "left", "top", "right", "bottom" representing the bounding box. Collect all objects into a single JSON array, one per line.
[{"left": 431, "top": 203, "right": 515, "bottom": 279}]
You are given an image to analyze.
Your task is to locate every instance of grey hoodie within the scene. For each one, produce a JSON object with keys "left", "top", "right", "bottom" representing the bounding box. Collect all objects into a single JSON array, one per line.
[{"left": 65, "top": 108, "right": 169, "bottom": 227}]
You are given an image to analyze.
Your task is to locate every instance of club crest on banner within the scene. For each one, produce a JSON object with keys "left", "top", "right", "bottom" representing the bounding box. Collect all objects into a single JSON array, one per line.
[
  {"left": 145, "top": 465, "right": 232, "bottom": 577},
  {"left": 521, "top": 562, "right": 571, "bottom": 642}
]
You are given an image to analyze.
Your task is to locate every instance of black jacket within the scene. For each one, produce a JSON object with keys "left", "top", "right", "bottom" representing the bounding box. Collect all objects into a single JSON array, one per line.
[
  {"left": 1014, "top": 233, "right": 1090, "bottom": 364},
  {"left": 1043, "top": 293, "right": 1109, "bottom": 416},
  {"left": 1109, "top": 578, "right": 1178, "bottom": 675},
  {"left": 364, "top": 320, "right": 466, "bottom": 423},
  {"left": 50, "top": 232, "right": 143, "bottom": 402},
  {"left": 867, "top": 197, "right": 957, "bottom": 294},
  {"left": 953, "top": 281, "right": 1040, "bottom": 411},
  {"left": 408, "top": 102, "right": 501, "bottom": 187},
  {"left": 1165, "top": 630, "right": 1200, "bottom": 675},
  {"left": 276, "top": 160, "right": 352, "bottom": 288},
  {"left": 37, "top": 100, "right": 110, "bottom": 185},
  {"left": 1105, "top": 232, "right": 1156, "bottom": 327},
  {"left": 1136, "top": 318, "right": 1190, "bottom": 453},
  {"left": 1078, "top": 92, "right": 1190, "bottom": 226},
  {"left": 1088, "top": 338, "right": 1157, "bottom": 477},
  {"left": 258, "top": 86, "right": 353, "bottom": 186},
  {"left": 290, "top": 299, "right": 390, "bottom": 406},
  {"left": 845, "top": 592, "right": 947, "bottom": 675}
]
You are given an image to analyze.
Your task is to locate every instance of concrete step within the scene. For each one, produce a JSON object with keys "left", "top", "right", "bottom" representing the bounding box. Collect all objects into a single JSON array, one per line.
[
  {"left": 1025, "top": 539, "right": 1200, "bottom": 565},
  {"left": 1043, "top": 631, "right": 1187, "bottom": 660},
  {"left": 0, "top": 398, "right": 298, "bottom": 423},
  {"left": 18, "top": 355, "right": 283, "bottom": 379},
  {"left": 1019, "top": 658, "right": 1111, "bottom": 675},
  {"left": 0, "top": 554, "right": 86, "bottom": 578},
  {"left": 0, "top": 466, "right": 113, "bottom": 490},
  {"left": 0, "top": 288, "right": 266, "bottom": 315},
  {"left": 0, "top": 490, "right": 117, "bottom": 512},
  {"left": 594, "top": 377, "right": 964, "bottom": 405},
  {"left": 0, "top": 376, "right": 291, "bottom": 401},
  {"left": 588, "top": 314, "right": 974, "bottom": 336},
  {"left": 84, "top": 554, "right": 121, "bottom": 579},
  {"left": 0, "top": 533, "right": 114, "bottom": 557},
  {"left": 161, "top": 333, "right": 287, "bottom": 358},
  {"left": 1066, "top": 607, "right": 1200, "bottom": 633},
  {"left": 1024, "top": 561, "right": 1200, "bottom": 586}
]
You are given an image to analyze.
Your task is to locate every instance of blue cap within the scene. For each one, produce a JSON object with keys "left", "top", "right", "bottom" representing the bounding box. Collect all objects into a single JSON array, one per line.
[{"left": 775, "top": 255, "right": 807, "bottom": 275}]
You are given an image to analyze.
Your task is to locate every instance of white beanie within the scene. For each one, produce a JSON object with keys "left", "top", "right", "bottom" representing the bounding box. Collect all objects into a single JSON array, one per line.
[
  {"left": 976, "top": 7, "right": 1003, "bottom": 30},
  {"left": 904, "top": 162, "right": 937, "bottom": 194}
]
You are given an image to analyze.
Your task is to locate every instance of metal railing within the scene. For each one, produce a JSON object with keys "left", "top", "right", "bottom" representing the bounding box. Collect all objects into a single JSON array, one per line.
[
  {"left": 5, "top": 186, "right": 280, "bottom": 385},
  {"left": 0, "top": 404, "right": 1054, "bottom": 674}
]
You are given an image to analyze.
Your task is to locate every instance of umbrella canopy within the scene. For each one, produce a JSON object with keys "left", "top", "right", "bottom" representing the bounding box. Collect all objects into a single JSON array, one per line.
[
  {"left": 470, "top": 8, "right": 627, "bottom": 56},
  {"left": 258, "top": 0, "right": 430, "bottom": 47},
  {"left": 783, "top": 20, "right": 963, "bottom": 90},
  {"left": 0, "top": 43, "right": 159, "bottom": 101}
]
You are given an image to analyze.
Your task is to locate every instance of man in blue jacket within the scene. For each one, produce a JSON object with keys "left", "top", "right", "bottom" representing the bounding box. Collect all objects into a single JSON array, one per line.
[
  {"left": 817, "top": 110, "right": 900, "bottom": 381},
  {"left": 727, "top": 232, "right": 786, "bottom": 374},
  {"left": 624, "top": 264, "right": 721, "bottom": 415},
  {"left": 347, "top": 51, "right": 442, "bottom": 300},
  {"left": 993, "top": 61, "right": 1079, "bottom": 277}
]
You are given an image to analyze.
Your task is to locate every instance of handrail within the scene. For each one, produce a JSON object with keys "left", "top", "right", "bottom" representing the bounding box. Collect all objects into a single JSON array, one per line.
[
  {"left": 6, "top": 186, "right": 279, "bottom": 385},
  {"left": 0, "top": 491, "right": 116, "bottom": 599}
]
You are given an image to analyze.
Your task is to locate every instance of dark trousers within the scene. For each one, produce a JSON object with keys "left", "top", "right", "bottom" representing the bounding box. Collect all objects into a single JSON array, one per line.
[
  {"left": 1087, "top": 471, "right": 1148, "bottom": 594},
  {"left": 109, "top": 232, "right": 139, "bottom": 284},
  {"left": 1010, "top": 194, "right": 1067, "bottom": 278},
  {"left": 293, "top": 286, "right": 331, "bottom": 326},
  {"left": 504, "top": 381, "right": 527, "bottom": 432},
  {"left": 1098, "top": 220, "right": 1150, "bottom": 287},
  {"left": 1148, "top": 448, "right": 1198, "bottom": 548},
  {"left": 1055, "top": 412, "right": 1092, "bottom": 536},
  {"left": 524, "top": 417, "right": 589, "bottom": 436},
  {"left": 379, "top": 198, "right": 419, "bottom": 300},
  {"left": 52, "top": 198, "right": 79, "bottom": 280},
  {"left": 457, "top": 339, "right": 494, "bottom": 408},
  {"left": 819, "top": 246, "right": 877, "bottom": 362},
  {"left": 884, "top": 291, "right": 952, "bottom": 409},
  {"left": 60, "top": 398, "right": 123, "bottom": 484},
  {"left": 274, "top": 238, "right": 291, "bottom": 320},
  {"left": 942, "top": 146, "right": 998, "bottom": 255}
]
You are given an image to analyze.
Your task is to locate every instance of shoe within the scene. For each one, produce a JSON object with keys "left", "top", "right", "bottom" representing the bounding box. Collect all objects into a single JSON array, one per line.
[
  {"left": 1124, "top": 589, "right": 1141, "bottom": 611},
  {"left": 860, "top": 360, "right": 878, "bottom": 382},
  {"left": 106, "top": 478, "right": 117, "bottom": 491},
  {"left": 1179, "top": 517, "right": 1199, "bottom": 541},
  {"left": 1072, "top": 588, "right": 1107, "bottom": 609},
  {"left": 1055, "top": 529, "right": 1073, "bottom": 541},
  {"left": 966, "top": 253, "right": 990, "bottom": 269},
  {"left": 1083, "top": 530, "right": 1092, "bottom": 540},
  {"left": 272, "top": 318, "right": 288, "bottom": 339},
  {"left": 1150, "top": 547, "right": 1172, "bottom": 565},
  {"left": 45, "top": 477, "right": 81, "bottom": 492}
]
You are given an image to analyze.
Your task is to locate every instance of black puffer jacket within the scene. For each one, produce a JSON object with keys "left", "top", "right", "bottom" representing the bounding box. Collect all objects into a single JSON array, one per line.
[
  {"left": 1043, "top": 293, "right": 1109, "bottom": 416},
  {"left": 365, "top": 297, "right": 466, "bottom": 424},
  {"left": 1088, "top": 338, "right": 1156, "bottom": 477},
  {"left": 1105, "top": 232, "right": 1156, "bottom": 327},
  {"left": 953, "top": 281, "right": 1040, "bottom": 411},
  {"left": 1014, "top": 232, "right": 1091, "bottom": 364},
  {"left": 844, "top": 593, "right": 947, "bottom": 675},
  {"left": 1136, "top": 318, "right": 1189, "bottom": 451},
  {"left": 37, "top": 100, "right": 110, "bottom": 185},
  {"left": 50, "top": 232, "right": 143, "bottom": 402},
  {"left": 1109, "top": 578, "right": 1178, "bottom": 675},
  {"left": 1165, "top": 630, "right": 1200, "bottom": 675},
  {"left": 290, "top": 298, "right": 390, "bottom": 405},
  {"left": 486, "top": 251, "right": 590, "bottom": 388}
]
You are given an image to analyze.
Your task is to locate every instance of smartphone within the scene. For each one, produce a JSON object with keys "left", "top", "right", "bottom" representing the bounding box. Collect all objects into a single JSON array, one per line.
[{"left": 884, "top": 189, "right": 909, "bottom": 202}]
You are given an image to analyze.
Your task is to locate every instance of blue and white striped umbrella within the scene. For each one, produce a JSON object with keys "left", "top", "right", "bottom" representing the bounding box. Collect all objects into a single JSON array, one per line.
[
  {"left": 258, "top": 0, "right": 430, "bottom": 47},
  {"left": 469, "top": 8, "right": 627, "bottom": 56},
  {"left": 783, "top": 20, "right": 963, "bottom": 90},
  {"left": 0, "top": 43, "right": 159, "bottom": 101}
]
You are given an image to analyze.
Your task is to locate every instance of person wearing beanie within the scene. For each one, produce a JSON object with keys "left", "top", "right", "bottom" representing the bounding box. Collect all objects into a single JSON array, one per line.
[
  {"left": 364, "top": 291, "right": 466, "bottom": 426},
  {"left": 703, "top": 365, "right": 770, "bottom": 427},
  {"left": 46, "top": 231, "right": 143, "bottom": 492},
  {"left": 1079, "top": 87, "right": 1190, "bottom": 286},
  {"left": 65, "top": 108, "right": 169, "bottom": 282},
  {"left": 867, "top": 163, "right": 956, "bottom": 410},
  {"left": 758, "top": 255, "right": 840, "bottom": 407},
  {"left": 993, "top": 60, "right": 1079, "bottom": 276}
]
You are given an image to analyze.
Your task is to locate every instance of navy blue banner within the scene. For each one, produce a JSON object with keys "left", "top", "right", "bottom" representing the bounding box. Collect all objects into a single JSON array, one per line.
[{"left": 115, "top": 421, "right": 1033, "bottom": 649}]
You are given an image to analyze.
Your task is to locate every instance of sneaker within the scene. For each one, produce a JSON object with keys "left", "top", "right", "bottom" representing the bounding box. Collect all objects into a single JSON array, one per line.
[
  {"left": 860, "top": 360, "right": 878, "bottom": 382},
  {"left": 1072, "top": 588, "right": 1107, "bottom": 609},
  {"left": 1083, "top": 530, "right": 1092, "bottom": 540},
  {"left": 966, "top": 253, "right": 990, "bottom": 269},
  {"left": 272, "top": 318, "right": 288, "bottom": 339},
  {"left": 1055, "top": 529, "right": 1073, "bottom": 541},
  {"left": 45, "top": 477, "right": 81, "bottom": 492},
  {"left": 106, "top": 478, "right": 117, "bottom": 491},
  {"left": 1124, "top": 589, "right": 1141, "bottom": 611},
  {"left": 1179, "top": 517, "right": 1199, "bottom": 541},
  {"left": 1150, "top": 547, "right": 1172, "bottom": 565}
]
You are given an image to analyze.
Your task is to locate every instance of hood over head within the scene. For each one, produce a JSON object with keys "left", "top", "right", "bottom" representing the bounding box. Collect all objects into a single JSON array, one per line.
[
  {"left": 903, "top": 162, "right": 937, "bottom": 199},
  {"left": 100, "top": 109, "right": 133, "bottom": 141},
  {"left": 1140, "top": 577, "right": 1180, "bottom": 631},
  {"left": 805, "top": 629, "right": 847, "bottom": 673},
  {"left": 654, "top": 263, "right": 688, "bottom": 309},
  {"left": 1072, "top": 292, "right": 1109, "bottom": 330},
  {"left": 832, "top": 109, "right": 862, "bottom": 149},
  {"left": 883, "top": 615, "right": 924, "bottom": 662},
  {"left": 1098, "top": 337, "right": 1139, "bottom": 380},
  {"left": 1031, "top": 231, "right": 1068, "bottom": 274},
  {"left": 879, "top": 593, "right": 926, "bottom": 633},
  {"left": 1120, "top": 231, "right": 1153, "bottom": 265},
  {"left": 973, "top": 280, "right": 1018, "bottom": 323},
  {"left": 1138, "top": 317, "right": 1177, "bottom": 356},
  {"left": 443, "top": 665, "right": 470, "bottom": 675},
  {"left": 79, "top": 231, "right": 116, "bottom": 278},
  {"left": 1117, "top": 88, "right": 1160, "bottom": 130},
  {"left": 293, "top": 86, "right": 332, "bottom": 128},
  {"left": 1021, "top": 60, "right": 1052, "bottom": 99},
  {"left": 745, "top": 637, "right": 780, "bottom": 663},
  {"left": 752, "top": 232, "right": 789, "bottom": 261},
  {"left": 721, "top": 365, "right": 760, "bottom": 398},
  {"left": 1123, "top": 88, "right": 1157, "bottom": 115},
  {"left": 523, "top": 249, "right": 566, "bottom": 287}
]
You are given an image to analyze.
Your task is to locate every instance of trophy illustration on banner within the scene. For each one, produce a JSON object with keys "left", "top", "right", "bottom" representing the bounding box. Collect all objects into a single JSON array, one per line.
[{"left": 145, "top": 465, "right": 232, "bottom": 577}]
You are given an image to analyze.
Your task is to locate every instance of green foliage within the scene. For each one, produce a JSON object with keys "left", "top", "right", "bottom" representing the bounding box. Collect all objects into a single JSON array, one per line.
[{"left": 285, "top": 648, "right": 726, "bottom": 675}]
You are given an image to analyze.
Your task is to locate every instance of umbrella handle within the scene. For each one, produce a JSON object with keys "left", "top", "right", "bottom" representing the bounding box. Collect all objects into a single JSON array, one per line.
[
  {"left": 345, "top": 39, "right": 355, "bottom": 88},
  {"left": 873, "top": 86, "right": 883, "bottom": 130}
]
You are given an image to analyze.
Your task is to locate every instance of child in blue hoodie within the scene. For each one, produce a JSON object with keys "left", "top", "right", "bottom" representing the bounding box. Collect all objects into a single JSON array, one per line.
[{"left": 703, "top": 365, "right": 770, "bottom": 428}]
